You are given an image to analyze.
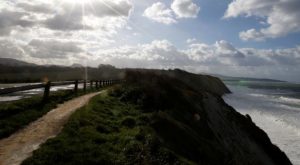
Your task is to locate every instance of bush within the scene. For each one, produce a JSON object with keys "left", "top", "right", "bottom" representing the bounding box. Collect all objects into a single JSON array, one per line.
[{"left": 121, "top": 117, "right": 136, "bottom": 128}]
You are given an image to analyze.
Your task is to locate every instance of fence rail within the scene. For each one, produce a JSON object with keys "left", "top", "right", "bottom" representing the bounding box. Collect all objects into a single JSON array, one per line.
[
  {"left": 0, "top": 79, "right": 124, "bottom": 101},
  {"left": 0, "top": 84, "right": 45, "bottom": 95}
]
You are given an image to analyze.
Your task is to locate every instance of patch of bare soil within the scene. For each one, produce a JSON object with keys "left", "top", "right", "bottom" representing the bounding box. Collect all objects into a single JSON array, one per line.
[{"left": 0, "top": 92, "right": 101, "bottom": 165}]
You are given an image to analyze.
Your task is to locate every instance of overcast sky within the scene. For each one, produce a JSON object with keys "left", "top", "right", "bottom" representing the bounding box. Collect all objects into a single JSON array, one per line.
[{"left": 0, "top": 0, "right": 299, "bottom": 82}]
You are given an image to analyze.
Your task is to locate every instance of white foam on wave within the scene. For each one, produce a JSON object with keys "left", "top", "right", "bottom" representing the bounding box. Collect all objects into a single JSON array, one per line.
[
  {"left": 248, "top": 111, "right": 300, "bottom": 164},
  {"left": 249, "top": 92, "right": 300, "bottom": 107},
  {"left": 51, "top": 86, "right": 73, "bottom": 92},
  {"left": 224, "top": 85, "right": 300, "bottom": 165},
  {"left": 0, "top": 96, "right": 23, "bottom": 102},
  {"left": 279, "top": 96, "right": 300, "bottom": 105}
]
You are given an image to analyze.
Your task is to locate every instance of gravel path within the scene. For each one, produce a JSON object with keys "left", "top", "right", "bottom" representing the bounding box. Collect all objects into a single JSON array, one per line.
[{"left": 0, "top": 91, "right": 102, "bottom": 165}]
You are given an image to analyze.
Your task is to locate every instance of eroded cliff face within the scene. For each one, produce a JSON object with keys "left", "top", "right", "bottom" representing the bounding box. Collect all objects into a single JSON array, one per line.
[
  {"left": 200, "top": 93, "right": 291, "bottom": 164},
  {"left": 119, "top": 69, "right": 291, "bottom": 165}
]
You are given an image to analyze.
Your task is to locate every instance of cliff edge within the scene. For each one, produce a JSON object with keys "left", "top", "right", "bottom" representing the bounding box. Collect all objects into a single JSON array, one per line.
[
  {"left": 23, "top": 69, "right": 292, "bottom": 165},
  {"left": 119, "top": 69, "right": 291, "bottom": 165}
]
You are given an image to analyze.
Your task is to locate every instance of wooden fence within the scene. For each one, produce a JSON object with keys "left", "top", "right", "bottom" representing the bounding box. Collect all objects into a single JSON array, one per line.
[{"left": 0, "top": 79, "right": 124, "bottom": 101}]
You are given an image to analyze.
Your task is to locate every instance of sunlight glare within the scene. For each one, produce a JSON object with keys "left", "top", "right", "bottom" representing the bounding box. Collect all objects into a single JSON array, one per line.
[{"left": 63, "top": 0, "right": 91, "bottom": 5}]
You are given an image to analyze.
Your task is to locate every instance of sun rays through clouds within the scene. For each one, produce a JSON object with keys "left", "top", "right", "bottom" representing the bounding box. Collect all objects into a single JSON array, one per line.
[{"left": 0, "top": 0, "right": 299, "bottom": 81}]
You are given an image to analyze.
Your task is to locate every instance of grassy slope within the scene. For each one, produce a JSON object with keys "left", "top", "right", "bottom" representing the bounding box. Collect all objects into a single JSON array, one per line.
[
  {"left": 0, "top": 89, "right": 98, "bottom": 139},
  {"left": 21, "top": 70, "right": 231, "bottom": 165},
  {"left": 22, "top": 92, "right": 192, "bottom": 165},
  {"left": 21, "top": 70, "right": 291, "bottom": 165}
]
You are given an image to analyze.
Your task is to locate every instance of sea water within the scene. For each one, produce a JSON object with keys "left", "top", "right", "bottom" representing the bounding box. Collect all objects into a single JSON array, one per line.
[
  {"left": 223, "top": 79, "right": 300, "bottom": 165},
  {"left": 0, "top": 83, "right": 79, "bottom": 102}
]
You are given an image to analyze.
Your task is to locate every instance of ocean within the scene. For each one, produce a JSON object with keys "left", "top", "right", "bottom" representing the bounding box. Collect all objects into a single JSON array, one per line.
[
  {"left": 223, "top": 79, "right": 300, "bottom": 165},
  {"left": 0, "top": 83, "right": 79, "bottom": 102}
]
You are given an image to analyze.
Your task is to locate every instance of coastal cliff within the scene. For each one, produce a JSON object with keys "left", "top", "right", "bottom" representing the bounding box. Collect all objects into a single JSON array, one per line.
[
  {"left": 23, "top": 69, "right": 292, "bottom": 165},
  {"left": 120, "top": 69, "right": 291, "bottom": 164}
]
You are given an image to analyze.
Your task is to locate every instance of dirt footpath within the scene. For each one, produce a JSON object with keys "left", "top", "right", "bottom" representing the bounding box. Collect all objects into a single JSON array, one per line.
[{"left": 0, "top": 91, "right": 101, "bottom": 165}]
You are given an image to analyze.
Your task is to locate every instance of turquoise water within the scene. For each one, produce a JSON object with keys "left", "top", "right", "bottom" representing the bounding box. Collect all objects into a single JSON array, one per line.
[{"left": 223, "top": 79, "right": 300, "bottom": 165}]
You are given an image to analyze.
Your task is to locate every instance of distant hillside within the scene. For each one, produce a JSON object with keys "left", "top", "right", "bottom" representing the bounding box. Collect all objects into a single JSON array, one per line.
[
  {"left": 0, "top": 61, "right": 124, "bottom": 83},
  {"left": 0, "top": 58, "right": 37, "bottom": 67},
  {"left": 212, "top": 74, "right": 284, "bottom": 82},
  {"left": 70, "top": 63, "right": 84, "bottom": 68}
]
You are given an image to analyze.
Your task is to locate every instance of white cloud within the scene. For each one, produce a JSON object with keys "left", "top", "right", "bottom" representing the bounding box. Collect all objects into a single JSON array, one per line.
[
  {"left": 224, "top": 0, "right": 300, "bottom": 41},
  {"left": 0, "top": 0, "right": 133, "bottom": 64},
  {"left": 93, "top": 40, "right": 190, "bottom": 68},
  {"left": 185, "top": 40, "right": 249, "bottom": 66},
  {"left": 143, "top": 0, "right": 200, "bottom": 24},
  {"left": 0, "top": 9, "right": 35, "bottom": 36},
  {"left": 43, "top": 0, "right": 133, "bottom": 31},
  {"left": 224, "top": 0, "right": 275, "bottom": 18},
  {"left": 171, "top": 0, "right": 200, "bottom": 18},
  {"left": 90, "top": 38, "right": 300, "bottom": 70},
  {"left": 0, "top": 38, "right": 91, "bottom": 65},
  {"left": 1, "top": 38, "right": 300, "bottom": 81},
  {"left": 0, "top": 0, "right": 299, "bottom": 81},
  {"left": 186, "top": 38, "right": 197, "bottom": 44},
  {"left": 0, "top": 0, "right": 133, "bottom": 39},
  {"left": 27, "top": 39, "right": 84, "bottom": 59},
  {"left": 0, "top": 39, "right": 27, "bottom": 58},
  {"left": 184, "top": 40, "right": 300, "bottom": 81},
  {"left": 239, "top": 29, "right": 266, "bottom": 41},
  {"left": 143, "top": 2, "right": 177, "bottom": 25},
  {"left": 86, "top": 0, "right": 133, "bottom": 17},
  {"left": 16, "top": 2, "right": 54, "bottom": 14},
  {"left": 90, "top": 39, "right": 300, "bottom": 81},
  {"left": 186, "top": 40, "right": 300, "bottom": 68}
]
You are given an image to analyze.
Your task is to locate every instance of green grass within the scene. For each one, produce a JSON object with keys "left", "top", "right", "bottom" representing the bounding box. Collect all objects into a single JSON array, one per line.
[
  {"left": 20, "top": 71, "right": 292, "bottom": 165},
  {"left": 0, "top": 89, "right": 100, "bottom": 139},
  {"left": 22, "top": 93, "right": 192, "bottom": 165}
]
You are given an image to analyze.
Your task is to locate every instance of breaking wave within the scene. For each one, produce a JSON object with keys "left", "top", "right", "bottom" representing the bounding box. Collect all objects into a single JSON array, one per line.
[{"left": 223, "top": 85, "right": 300, "bottom": 165}]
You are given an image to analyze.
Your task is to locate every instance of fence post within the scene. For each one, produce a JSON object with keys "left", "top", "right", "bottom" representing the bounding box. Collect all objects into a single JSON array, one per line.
[
  {"left": 97, "top": 81, "right": 99, "bottom": 89},
  {"left": 90, "top": 80, "right": 93, "bottom": 89},
  {"left": 84, "top": 80, "right": 86, "bottom": 92},
  {"left": 74, "top": 80, "right": 78, "bottom": 93},
  {"left": 43, "top": 81, "right": 51, "bottom": 102}
]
